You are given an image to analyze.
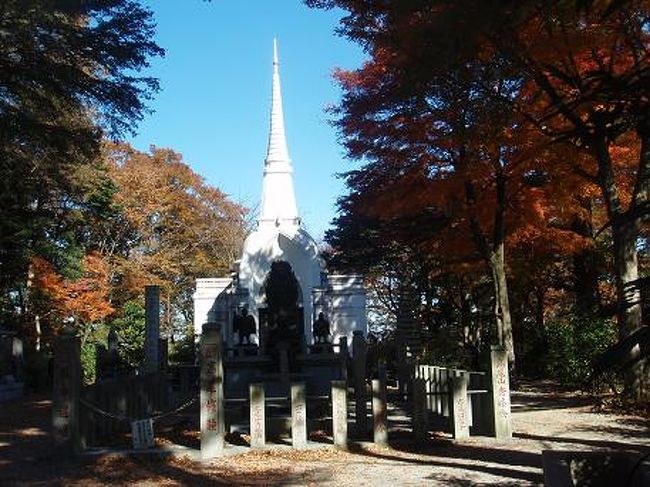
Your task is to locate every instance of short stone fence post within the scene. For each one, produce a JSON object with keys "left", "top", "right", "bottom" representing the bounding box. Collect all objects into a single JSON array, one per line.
[
  {"left": 352, "top": 331, "right": 367, "bottom": 436},
  {"left": 331, "top": 380, "right": 348, "bottom": 448},
  {"left": 449, "top": 373, "right": 470, "bottom": 440},
  {"left": 412, "top": 374, "right": 428, "bottom": 443},
  {"left": 291, "top": 382, "right": 307, "bottom": 448},
  {"left": 372, "top": 376, "right": 388, "bottom": 446},
  {"left": 52, "top": 330, "right": 82, "bottom": 451},
  {"left": 200, "top": 322, "right": 225, "bottom": 459},
  {"left": 487, "top": 345, "right": 512, "bottom": 439}
]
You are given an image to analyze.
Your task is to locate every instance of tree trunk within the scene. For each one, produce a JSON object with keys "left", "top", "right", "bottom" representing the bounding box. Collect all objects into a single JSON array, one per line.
[
  {"left": 612, "top": 219, "right": 642, "bottom": 338},
  {"left": 489, "top": 243, "right": 515, "bottom": 366},
  {"left": 467, "top": 165, "right": 516, "bottom": 369},
  {"left": 572, "top": 201, "right": 600, "bottom": 316},
  {"left": 596, "top": 138, "right": 647, "bottom": 400},
  {"left": 25, "top": 262, "right": 41, "bottom": 351},
  {"left": 623, "top": 120, "right": 650, "bottom": 401}
]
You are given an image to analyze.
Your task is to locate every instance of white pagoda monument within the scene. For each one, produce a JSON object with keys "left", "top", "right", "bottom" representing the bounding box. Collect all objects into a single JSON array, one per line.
[{"left": 193, "top": 41, "right": 366, "bottom": 349}]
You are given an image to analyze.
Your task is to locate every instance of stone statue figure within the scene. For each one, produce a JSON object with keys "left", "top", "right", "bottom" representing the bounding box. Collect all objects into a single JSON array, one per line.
[
  {"left": 313, "top": 312, "right": 331, "bottom": 343},
  {"left": 233, "top": 306, "right": 256, "bottom": 345}
]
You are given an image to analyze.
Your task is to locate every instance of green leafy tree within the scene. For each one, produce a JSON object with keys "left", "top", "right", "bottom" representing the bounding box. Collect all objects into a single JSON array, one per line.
[
  {"left": 110, "top": 300, "right": 146, "bottom": 369},
  {"left": 0, "top": 0, "right": 163, "bottom": 339}
]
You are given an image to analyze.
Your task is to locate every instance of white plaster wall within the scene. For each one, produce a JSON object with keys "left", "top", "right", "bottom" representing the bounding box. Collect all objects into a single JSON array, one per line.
[
  {"left": 326, "top": 274, "right": 367, "bottom": 347},
  {"left": 193, "top": 278, "right": 232, "bottom": 337}
]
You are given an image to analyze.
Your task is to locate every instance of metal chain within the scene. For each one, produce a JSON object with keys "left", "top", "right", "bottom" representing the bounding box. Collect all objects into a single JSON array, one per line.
[
  {"left": 78, "top": 397, "right": 129, "bottom": 422},
  {"left": 150, "top": 397, "right": 197, "bottom": 421},
  {"left": 78, "top": 396, "right": 197, "bottom": 423}
]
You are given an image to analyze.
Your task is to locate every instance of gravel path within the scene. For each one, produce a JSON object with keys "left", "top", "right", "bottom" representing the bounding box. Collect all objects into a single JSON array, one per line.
[{"left": 0, "top": 384, "right": 648, "bottom": 486}]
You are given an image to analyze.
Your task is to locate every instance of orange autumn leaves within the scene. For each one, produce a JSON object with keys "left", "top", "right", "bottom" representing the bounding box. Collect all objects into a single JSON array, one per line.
[{"left": 31, "top": 253, "right": 114, "bottom": 327}]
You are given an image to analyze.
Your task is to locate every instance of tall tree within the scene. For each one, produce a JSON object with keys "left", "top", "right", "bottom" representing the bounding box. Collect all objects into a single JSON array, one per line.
[
  {"left": 310, "top": 0, "right": 648, "bottom": 398},
  {"left": 0, "top": 0, "right": 163, "bottom": 329},
  {"left": 101, "top": 143, "right": 248, "bottom": 335}
]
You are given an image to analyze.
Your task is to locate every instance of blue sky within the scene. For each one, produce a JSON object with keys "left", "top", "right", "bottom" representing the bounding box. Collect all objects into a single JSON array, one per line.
[{"left": 127, "top": 1, "right": 367, "bottom": 240}]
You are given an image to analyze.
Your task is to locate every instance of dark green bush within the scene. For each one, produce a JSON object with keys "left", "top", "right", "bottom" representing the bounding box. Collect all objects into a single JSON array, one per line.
[{"left": 544, "top": 315, "right": 617, "bottom": 386}]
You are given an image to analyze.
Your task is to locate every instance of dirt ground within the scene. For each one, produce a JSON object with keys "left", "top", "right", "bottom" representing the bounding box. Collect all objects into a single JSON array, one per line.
[{"left": 1, "top": 383, "right": 648, "bottom": 486}]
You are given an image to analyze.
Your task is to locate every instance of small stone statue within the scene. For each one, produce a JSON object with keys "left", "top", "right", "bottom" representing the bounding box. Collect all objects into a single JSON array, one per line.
[
  {"left": 313, "top": 312, "right": 331, "bottom": 344},
  {"left": 233, "top": 306, "right": 256, "bottom": 345}
]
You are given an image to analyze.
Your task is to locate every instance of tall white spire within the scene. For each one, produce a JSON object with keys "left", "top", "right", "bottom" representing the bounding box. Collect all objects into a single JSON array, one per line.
[
  {"left": 265, "top": 38, "right": 291, "bottom": 165},
  {"left": 259, "top": 39, "right": 299, "bottom": 228}
]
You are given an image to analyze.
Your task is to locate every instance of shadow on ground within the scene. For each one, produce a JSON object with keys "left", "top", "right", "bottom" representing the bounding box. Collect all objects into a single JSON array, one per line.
[
  {"left": 344, "top": 439, "right": 544, "bottom": 484},
  {"left": 2, "top": 382, "right": 649, "bottom": 486}
]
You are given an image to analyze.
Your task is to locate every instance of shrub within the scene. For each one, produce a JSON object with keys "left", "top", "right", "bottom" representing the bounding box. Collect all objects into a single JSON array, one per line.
[
  {"left": 544, "top": 315, "right": 617, "bottom": 386},
  {"left": 110, "top": 300, "right": 145, "bottom": 368},
  {"left": 80, "top": 341, "right": 97, "bottom": 384}
]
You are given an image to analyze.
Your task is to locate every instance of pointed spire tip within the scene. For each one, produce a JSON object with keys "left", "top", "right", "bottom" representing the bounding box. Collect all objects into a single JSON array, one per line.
[{"left": 273, "top": 38, "right": 279, "bottom": 66}]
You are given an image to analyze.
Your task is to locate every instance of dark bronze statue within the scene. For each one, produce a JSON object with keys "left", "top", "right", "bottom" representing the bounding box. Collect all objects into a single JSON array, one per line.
[
  {"left": 313, "top": 312, "right": 331, "bottom": 343},
  {"left": 233, "top": 306, "right": 256, "bottom": 344}
]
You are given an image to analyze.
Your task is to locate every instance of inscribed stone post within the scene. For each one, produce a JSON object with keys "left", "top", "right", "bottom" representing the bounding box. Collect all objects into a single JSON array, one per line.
[
  {"left": 331, "top": 380, "right": 348, "bottom": 448},
  {"left": 488, "top": 346, "right": 512, "bottom": 439},
  {"left": 352, "top": 331, "right": 367, "bottom": 436},
  {"left": 291, "top": 382, "right": 307, "bottom": 449},
  {"left": 372, "top": 378, "right": 388, "bottom": 446},
  {"left": 412, "top": 376, "right": 428, "bottom": 443},
  {"left": 52, "top": 333, "right": 82, "bottom": 450},
  {"left": 144, "top": 285, "right": 160, "bottom": 374},
  {"left": 200, "top": 322, "right": 225, "bottom": 459},
  {"left": 249, "top": 382, "right": 266, "bottom": 448},
  {"left": 449, "top": 373, "right": 470, "bottom": 440}
]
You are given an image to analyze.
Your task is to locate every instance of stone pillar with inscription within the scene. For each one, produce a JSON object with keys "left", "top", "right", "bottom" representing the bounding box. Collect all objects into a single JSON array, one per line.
[
  {"left": 331, "top": 380, "right": 348, "bottom": 448},
  {"left": 449, "top": 373, "right": 470, "bottom": 440},
  {"left": 200, "top": 322, "right": 225, "bottom": 459},
  {"left": 249, "top": 382, "right": 266, "bottom": 448},
  {"left": 291, "top": 382, "right": 307, "bottom": 449},
  {"left": 412, "top": 375, "right": 428, "bottom": 443},
  {"left": 488, "top": 346, "right": 512, "bottom": 439},
  {"left": 352, "top": 331, "right": 367, "bottom": 436},
  {"left": 144, "top": 285, "right": 160, "bottom": 374},
  {"left": 52, "top": 330, "right": 82, "bottom": 451},
  {"left": 372, "top": 378, "right": 388, "bottom": 446}
]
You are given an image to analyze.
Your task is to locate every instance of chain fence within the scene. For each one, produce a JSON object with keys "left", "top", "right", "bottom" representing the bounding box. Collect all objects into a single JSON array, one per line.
[{"left": 79, "top": 396, "right": 197, "bottom": 423}]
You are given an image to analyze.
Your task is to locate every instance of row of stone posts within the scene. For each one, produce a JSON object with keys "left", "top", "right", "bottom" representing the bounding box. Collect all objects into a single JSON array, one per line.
[
  {"left": 198, "top": 327, "right": 388, "bottom": 458},
  {"left": 412, "top": 345, "right": 512, "bottom": 442},
  {"left": 244, "top": 378, "right": 352, "bottom": 451},
  {"left": 53, "top": 318, "right": 385, "bottom": 457},
  {"left": 200, "top": 324, "right": 356, "bottom": 456}
]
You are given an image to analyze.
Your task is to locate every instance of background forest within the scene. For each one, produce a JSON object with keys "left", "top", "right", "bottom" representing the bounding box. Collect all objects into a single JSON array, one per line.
[
  {"left": 0, "top": 1, "right": 247, "bottom": 385},
  {"left": 0, "top": 1, "right": 648, "bottom": 401}
]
